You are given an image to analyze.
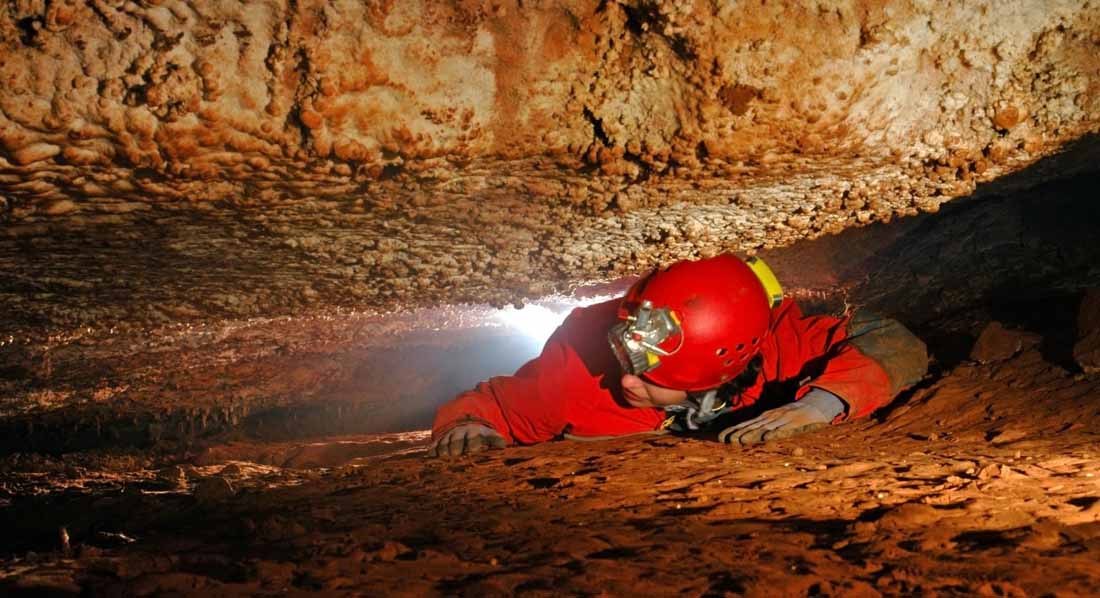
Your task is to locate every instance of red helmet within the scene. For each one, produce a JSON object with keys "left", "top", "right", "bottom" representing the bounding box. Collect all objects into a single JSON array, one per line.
[{"left": 607, "top": 254, "right": 781, "bottom": 391}]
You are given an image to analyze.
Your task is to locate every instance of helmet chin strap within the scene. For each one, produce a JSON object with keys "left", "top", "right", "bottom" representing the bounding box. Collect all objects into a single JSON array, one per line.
[
  {"left": 662, "top": 355, "right": 764, "bottom": 431},
  {"left": 663, "top": 389, "right": 730, "bottom": 431}
]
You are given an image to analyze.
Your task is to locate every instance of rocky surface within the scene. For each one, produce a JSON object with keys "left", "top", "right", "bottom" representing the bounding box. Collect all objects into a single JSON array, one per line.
[
  {"left": 2, "top": 350, "right": 1100, "bottom": 597},
  {"left": 4, "top": 4, "right": 1100, "bottom": 592},
  {"left": 1074, "top": 289, "right": 1100, "bottom": 374},
  {"left": 969, "top": 321, "right": 1041, "bottom": 364},
  {"left": 2, "top": 0, "right": 1100, "bottom": 336}
]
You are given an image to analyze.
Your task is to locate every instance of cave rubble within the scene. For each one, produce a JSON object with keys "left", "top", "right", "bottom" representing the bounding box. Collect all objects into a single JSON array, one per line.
[{"left": 3, "top": 347, "right": 1100, "bottom": 596}]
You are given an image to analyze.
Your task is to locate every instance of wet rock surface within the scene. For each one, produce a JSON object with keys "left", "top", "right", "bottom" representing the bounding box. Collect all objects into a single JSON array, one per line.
[{"left": 2, "top": 355, "right": 1100, "bottom": 596}]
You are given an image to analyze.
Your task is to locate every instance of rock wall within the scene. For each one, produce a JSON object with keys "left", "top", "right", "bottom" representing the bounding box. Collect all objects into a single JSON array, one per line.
[{"left": 2, "top": 0, "right": 1099, "bottom": 335}]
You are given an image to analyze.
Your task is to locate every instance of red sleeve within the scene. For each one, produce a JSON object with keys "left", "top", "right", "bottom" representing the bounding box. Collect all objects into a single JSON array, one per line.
[
  {"left": 764, "top": 300, "right": 926, "bottom": 421},
  {"left": 431, "top": 300, "right": 666, "bottom": 445}
]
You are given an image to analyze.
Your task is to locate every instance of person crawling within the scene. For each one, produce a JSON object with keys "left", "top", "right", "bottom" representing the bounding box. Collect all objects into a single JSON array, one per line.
[{"left": 427, "top": 254, "right": 927, "bottom": 457}]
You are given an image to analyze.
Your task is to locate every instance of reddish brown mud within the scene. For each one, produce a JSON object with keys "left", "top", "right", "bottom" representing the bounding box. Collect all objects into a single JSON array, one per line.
[{"left": 3, "top": 346, "right": 1099, "bottom": 597}]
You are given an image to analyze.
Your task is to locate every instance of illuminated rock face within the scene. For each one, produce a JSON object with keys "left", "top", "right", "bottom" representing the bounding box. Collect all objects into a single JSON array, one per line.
[{"left": 1, "top": 1, "right": 1099, "bottom": 334}]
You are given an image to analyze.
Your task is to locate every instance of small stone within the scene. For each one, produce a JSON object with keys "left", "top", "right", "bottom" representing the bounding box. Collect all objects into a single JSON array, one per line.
[
  {"left": 193, "top": 476, "right": 235, "bottom": 504},
  {"left": 43, "top": 199, "right": 78, "bottom": 216},
  {"left": 992, "top": 103, "right": 1025, "bottom": 131},
  {"left": 59, "top": 526, "right": 71, "bottom": 556},
  {"left": 255, "top": 561, "right": 295, "bottom": 587},
  {"left": 786, "top": 214, "right": 811, "bottom": 230},
  {"left": 969, "top": 321, "right": 1041, "bottom": 363},
  {"left": 611, "top": 192, "right": 634, "bottom": 211},
  {"left": 368, "top": 541, "right": 409, "bottom": 562},
  {"left": 791, "top": 447, "right": 805, "bottom": 457},
  {"left": 220, "top": 463, "right": 244, "bottom": 476},
  {"left": 299, "top": 109, "right": 324, "bottom": 129},
  {"left": 976, "top": 581, "right": 1028, "bottom": 598},
  {"left": 13, "top": 142, "right": 61, "bottom": 165},
  {"left": 94, "top": 531, "right": 137, "bottom": 546},
  {"left": 998, "top": 464, "right": 1021, "bottom": 479},
  {"left": 976, "top": 463, "right": 1001, "bottom": 481},
  {"left": 157, "top": 465, "right": 189, "bottom": 489}
]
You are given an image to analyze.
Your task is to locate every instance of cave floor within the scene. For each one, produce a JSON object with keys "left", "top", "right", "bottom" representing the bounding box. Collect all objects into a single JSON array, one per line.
[{"left": 3, "top": 349, "right": 1100, "bottom": 597}]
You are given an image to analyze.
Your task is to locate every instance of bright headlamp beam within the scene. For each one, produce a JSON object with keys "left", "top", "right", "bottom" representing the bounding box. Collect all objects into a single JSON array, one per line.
[{"left": 493, "top": 304, "right": 569, "bottom": 345}]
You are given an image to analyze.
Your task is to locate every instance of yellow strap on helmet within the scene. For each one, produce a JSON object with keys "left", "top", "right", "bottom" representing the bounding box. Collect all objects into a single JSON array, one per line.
[
  {"left": 645, "top": 350, "right": 661, "bottom": 368},
  {"left": 745, "top": 256, "right": 783, "bottom": 308}
]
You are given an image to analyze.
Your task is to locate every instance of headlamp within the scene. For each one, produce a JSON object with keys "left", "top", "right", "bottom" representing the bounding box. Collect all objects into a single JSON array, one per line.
[{"left": 607, "top": 300, "right": 683, "bottom": 376}]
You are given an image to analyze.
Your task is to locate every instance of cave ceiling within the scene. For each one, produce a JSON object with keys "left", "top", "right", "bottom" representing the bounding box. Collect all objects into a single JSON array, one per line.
[{"left": 1, "top": 0, "right": 1099, "bottom": 338}]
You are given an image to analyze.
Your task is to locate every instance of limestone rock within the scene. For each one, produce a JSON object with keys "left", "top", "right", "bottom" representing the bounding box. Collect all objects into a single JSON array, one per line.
[
  {"left": 157, "top": 466, "right": 189, "bottom": 490},
  {"left": 970, "top": 322, "right": 1042, "bottom": 364},
  {"left": 193, "top": 476, "right": 235, "bottom": 504},
  {"left": 0, "top": 0, "right": 1097, "bottom": 333}
]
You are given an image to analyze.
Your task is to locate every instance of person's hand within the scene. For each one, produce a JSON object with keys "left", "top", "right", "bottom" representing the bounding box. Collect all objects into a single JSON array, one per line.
[
  {"left": 427, "top": 423, "right": 506, "bottom": 457},
  {"left": 718, "top": 389, "right": 846, "bottom": 446}
]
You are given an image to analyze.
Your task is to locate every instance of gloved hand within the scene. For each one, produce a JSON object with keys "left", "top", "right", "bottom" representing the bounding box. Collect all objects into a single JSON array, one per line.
[
  {"left": 427, "top": 423, "right": 506, "bottom": 457},
  {"left": 718, "top": 389, "right": 846, "bottom": 446}
]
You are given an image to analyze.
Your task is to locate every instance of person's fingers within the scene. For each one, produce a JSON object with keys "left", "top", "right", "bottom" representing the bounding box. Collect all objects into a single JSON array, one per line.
[
  {"left": 720, "top": 420, "right": 761, "bottom": 443},
  {"left": 431, "top": 431, "right": 452, "bottom": 458},
  {"left": 718, "top": 424, "right": 742, "bottom": 444},
  {"left": 428, "top": 425, "right": 506, "bottom": 457},
  {"left": 769, "top": 412, "right": 804, "bottom": 428},
  {"left": 719, "top": 400, "right": 838, "bottom": 446},
  {"left": 447, "top": 428, "right": 469, "bottom": 457},
  {"left": 487, "top": 431, "right": 506, "bottom": 449},
  {"left": 734, "top": 424, "right": 771, "bottom": 446},
  {"left": 724, "top": 419, "right": 768, "bottom": 445},
  {"left": 762, "top": 421, "right": 828, "bottom": 442},
  {"left": 435, "top": 435, "right": 449, "bottom": 457},
  {"left": 736, "top": 409, "right": 804, "bottom": 445},
  {"left": 466, "top": 433, "right": 486, "bottom": 454},
  {"left": 720, "top": 409, "right": 785, "bottom": 444},
  {"left": 719, "top": 417, "right": 766, "bottom": 442}
]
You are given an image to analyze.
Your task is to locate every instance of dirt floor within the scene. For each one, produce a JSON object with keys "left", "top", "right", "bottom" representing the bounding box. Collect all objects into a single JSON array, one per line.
[{"left": 2, "top": 343, "right": 1100, "bottom": 597}]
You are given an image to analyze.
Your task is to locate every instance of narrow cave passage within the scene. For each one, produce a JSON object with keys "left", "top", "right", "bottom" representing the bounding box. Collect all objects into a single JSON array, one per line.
[
  {"left": 3, "top": 1, "right": 1100, "bottom": 594},
  {"left": 3, "top": 159, "right": 1100, "bottom": 596}
]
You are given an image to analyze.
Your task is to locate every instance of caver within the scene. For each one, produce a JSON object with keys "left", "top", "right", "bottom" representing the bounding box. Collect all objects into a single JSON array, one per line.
[{"left": 429, "top": 254, "right": 928, "bottom": 457}]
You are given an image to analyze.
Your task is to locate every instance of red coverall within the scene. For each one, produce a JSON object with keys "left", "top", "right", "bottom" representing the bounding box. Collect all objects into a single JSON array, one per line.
[{"left": 432, "top": 297, "right": 926, "bottom": 444}]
